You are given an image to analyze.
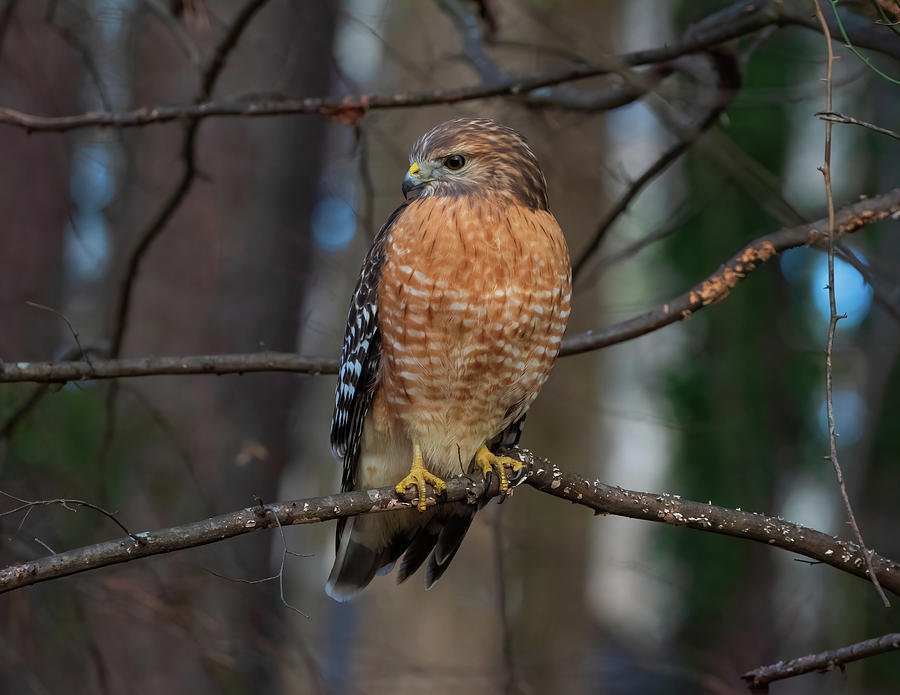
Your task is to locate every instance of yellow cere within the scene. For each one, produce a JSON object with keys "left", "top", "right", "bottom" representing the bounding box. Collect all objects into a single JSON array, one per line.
[{"left": 408, "top": 163, "right": 420, "bottom": 177}]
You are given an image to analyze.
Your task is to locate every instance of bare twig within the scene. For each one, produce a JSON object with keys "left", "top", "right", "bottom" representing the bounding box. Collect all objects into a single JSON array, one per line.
[
  {"left": 0, "top": 0, "right": 892, "bottom": 136},
  {"left": 99, "top": 0, "right": 272, "bottom": 487},
  {"left": 571, "top": 50, "right": 739, "bottom": 282},
  {"left": 32, "top": 537, "right": 55, "bottom": 554},
  {"left": 108, "top": 147, "right": 195, "bottom": 357},
  {"left": 0, "top": 351, "right": 338, "bottom": 383},
  {"left": 264, "top": 507, "right": 310, "bottom": 619},
  {"left": 24, "top": 300, "right": 88, "bottom": 362},
  {"left": 0, "top": 489, "right": 137, "bottom": 540},
  {"left": 0, "top": 1, "right": 895, "bottom": 135},
  {"left": 561, "top": 187, "right": 900, "bottom": 355},
  {"left": 199, "top": 0, "right": 268, "bottom": 101},
  {"left": 817, "top": 111, "right": 900, "bottom": 142},
  {"left": 813, "top": 0, "right": 889, "bottom": 608},
  {"left": 587, "top": 189, "right": 723, "bottom": 277},
  {"left": 45, "top": 19, "right": 113, "bottom": 112},
  {"left": 741, "top": 632, "right": 900, "bottom": 690},
  {"left": 2, "top": 450, "right": 900, "bottom": 597},
  {"left": 781, "top": 0, "right": 900, "bottom": 60},
  {"left": 0, "top": 2, "right": 798, "bottom": 134},
  {"left": 108, "top": 0, "right": 270, "bottom": 358},
  {"left": 440, "top": 0, "right": 672, "bottom": 115}
]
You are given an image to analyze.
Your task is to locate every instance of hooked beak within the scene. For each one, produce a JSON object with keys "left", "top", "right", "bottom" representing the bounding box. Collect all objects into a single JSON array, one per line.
[{"left": 402, "top": 162, "right": 425, "bottom": 200}]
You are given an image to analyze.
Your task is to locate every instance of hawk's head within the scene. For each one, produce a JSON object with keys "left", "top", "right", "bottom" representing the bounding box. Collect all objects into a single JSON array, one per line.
[{"left": 402, "top": 118, "right": 549, "bottom": 210}]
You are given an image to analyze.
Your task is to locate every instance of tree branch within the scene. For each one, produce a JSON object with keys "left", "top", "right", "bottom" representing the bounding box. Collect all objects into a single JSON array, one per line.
[
  {"left": 813, "top": 0, "right": 889, "bottom": 607},
  {"left": 0, "top": 0, "right": 893, "bottom": 135},
  {"left": 559, "top": 186, "right": 900, "bottom": 355},
  {"left": 108, "top": 0, "right": 270, "bottom": 358},
  {"left": 818, "top": 110, "right": 900, "bottom": 142},
  {"left": 0, "top": 351, "right": 338, "bottom": 383},
  {"left": 2, "top": 449, "right": 899, "bottom": 596},
  {"left": 3, "top": 188, "right": 899, "bottom": 384},
  {"left": 571, "top": 50, "right": 741, "bottom": 282},
  {"left": 741, "top": 632, "right": 900, "bottom": 690},
  {"left": 0, "top": 1, "right": 799, "bottom": 133}
]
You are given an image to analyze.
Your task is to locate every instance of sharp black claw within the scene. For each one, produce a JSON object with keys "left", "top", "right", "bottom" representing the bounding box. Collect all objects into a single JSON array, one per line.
[
  {"left": 497, "top": 489, "right": 508, "bottom": 504},
  {"left": 483, "top": 468, "right": 493, "bottom": 493}
]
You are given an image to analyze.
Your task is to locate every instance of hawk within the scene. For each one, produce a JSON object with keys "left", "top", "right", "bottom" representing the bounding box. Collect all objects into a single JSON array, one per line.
[{"left": 327, "top": 118, "right": 571, "bottom": 600}]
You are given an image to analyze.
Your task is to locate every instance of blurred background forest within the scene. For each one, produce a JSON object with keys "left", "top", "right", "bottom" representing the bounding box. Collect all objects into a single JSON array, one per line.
[{"left": 1, "top": 1, "right": 899, "bottom": 693}]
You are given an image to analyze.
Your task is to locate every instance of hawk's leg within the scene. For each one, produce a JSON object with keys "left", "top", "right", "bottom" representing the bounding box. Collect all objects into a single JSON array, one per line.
[
  {"left": 395, "top": 443, "right": 447, "bottom": 512},
  {"left": 474, "top": 443, "right": 523, "bottom": 493}
]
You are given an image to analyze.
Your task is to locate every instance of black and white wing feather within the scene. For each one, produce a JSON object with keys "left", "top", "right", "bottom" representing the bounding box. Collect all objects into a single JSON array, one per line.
[{"left": 330, "top": 205, "right": 406, "bottom": 492}]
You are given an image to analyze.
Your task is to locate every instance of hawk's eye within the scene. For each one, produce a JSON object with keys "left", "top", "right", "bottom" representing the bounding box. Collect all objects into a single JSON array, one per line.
[{"left": 444, "top": 154, "right": 466, "bottom": 170}]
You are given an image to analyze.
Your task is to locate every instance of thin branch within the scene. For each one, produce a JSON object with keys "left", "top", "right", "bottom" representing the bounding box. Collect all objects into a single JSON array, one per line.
[
  {"left": 826, "top": 0, "right": 900, "bottom": 85},
  {"left": 0, "top": 1, "right": 796, "bottom": 133},
  {"left": 561, "top": 186, "right": 900, "bottom": 355},
  {"left": 438, "top": 0, "right": 504, "bottom": 83},
  {"left": 440, "top": 0, "right": 732, "bottom": 286},
  {"left": 0, "top": 489, "right": 137, "bottom": 539},
  {"left": 571, "top": 51, "right": 739, "bottom": 282},
  {"left": 264, "top": 506, "right": 310, "bottom": 619},
  {"left": 3, "top": 188, "right": 899, "bottom": 384},
  {"left": 108, "top": 0, "right": 270, "bottom": 358},
  {"left": 199, "top": 0, "right": 268, "bottom": 101},
  {"left": 0, "top": 351, "right": 338, "bottom": 383},
  {"left": 0, "top": 0, "right": 893, "bottom": 135},
  {"left": 2, "top": 449, "right": 900, "bottom": 597},
  {"left": 780, "top": 0, "right": 900, "bottom": 61},
  {"left": 741, "top": 632, "right": 900, "bottom": 690},
  {"left": 588, "top": 189, "right": 723, "bottom": 278},
  {"left": 98, "top": 0, "right": 271, "bottom": 482},
  {"left": 46, "top": 18, "right": 113, "bottom": 112},
  {"left": 24, "top": 300, "right": 88, "bottom": 362},
  {"left": 813, "top": 0, "right": 889, "bottom": 608},
  {"left": 108, "top": 144, "right": 195, "bottom": 357},
  {"left": 817, "top": 110, "right": 900, "bottom": 142}
]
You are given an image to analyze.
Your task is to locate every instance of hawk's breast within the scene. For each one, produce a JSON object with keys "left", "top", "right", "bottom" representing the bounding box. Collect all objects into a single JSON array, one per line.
[{"left": 372, "top": 195, "right": 571, "bottom": 468}]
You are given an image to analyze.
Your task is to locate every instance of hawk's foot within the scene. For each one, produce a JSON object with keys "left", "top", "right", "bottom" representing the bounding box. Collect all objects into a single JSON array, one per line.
[
  {"left": 474, "top": 443, "right": 523, "bottom": 493},
  {"left": 396, "top": 443, "right": 446, "bottom": 512}
]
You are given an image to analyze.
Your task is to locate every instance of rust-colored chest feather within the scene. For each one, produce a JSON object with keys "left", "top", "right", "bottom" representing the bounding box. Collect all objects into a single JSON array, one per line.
[{"left": 371, "top": 195, "right": 571, "bottom": 451}]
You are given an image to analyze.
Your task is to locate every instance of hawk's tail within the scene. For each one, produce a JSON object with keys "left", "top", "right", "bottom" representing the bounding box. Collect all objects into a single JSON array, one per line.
[
  {"left": 325, "top": 516, "right": 389, "bottom": 602},
  {"left": 325, "top": 504, "right": 477, "bottom": 601}
]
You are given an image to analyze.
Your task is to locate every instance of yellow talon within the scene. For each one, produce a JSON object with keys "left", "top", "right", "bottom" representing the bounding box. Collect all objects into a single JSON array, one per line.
[
  {"left": 474, "top": 443, "right": 523, "bottom": 492},
  {"left": 396, "top": 443, "right": 447, "bottom": 512}
]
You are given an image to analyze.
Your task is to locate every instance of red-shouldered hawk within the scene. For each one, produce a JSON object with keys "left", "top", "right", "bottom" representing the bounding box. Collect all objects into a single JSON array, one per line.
[{"left": 327, "top": 118, "right": 571, "bottom": 600}]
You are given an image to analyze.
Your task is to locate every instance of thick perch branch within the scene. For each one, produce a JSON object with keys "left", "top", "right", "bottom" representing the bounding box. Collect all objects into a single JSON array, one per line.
[
  {"left": 741, "top": 632, "right": 900, "bottom": 690},
  {"left": 2, "top": 451, "right": 898, "bottom": 595},
  {"left": 3, "top": 188, "right": 898, "bottom": 384}
]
